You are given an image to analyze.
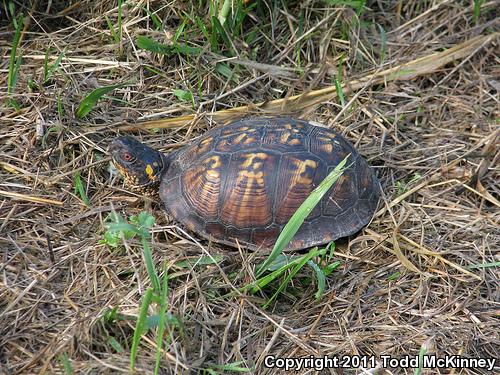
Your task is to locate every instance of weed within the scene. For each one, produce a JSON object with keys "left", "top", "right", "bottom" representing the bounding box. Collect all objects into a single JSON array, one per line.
[
  {"left": 173, "top": 88, "right": 195, "bottom": 107},
  {"left": 7, "top": 13, "right": 24, "bottom": 109},
  {"left": 73, "top": 171, "right": 91, "bottom": 207},
  {"left": 204, "top": 361, "right": 253, "bottom": 373},
  {"left": 473, "top": 0, "right": 485, "bottom": 25},
  {"left": 59, "top": 352, "right": 74, "bottom": 375},
  {"left": 395, "top": 173, "right": 422, "bottom": 195},
  {"left": 100, "top": 212, "right": 173, "bottom": 375},
  {"left": 76, "top": 81, "right": 132, "bottom": 118},
  {"left": 43, "top": 47, "right": 66, "bottom": 84}
]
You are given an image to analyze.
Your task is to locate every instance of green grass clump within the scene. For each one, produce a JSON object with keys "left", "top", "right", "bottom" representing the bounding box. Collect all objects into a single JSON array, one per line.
[
  {"left": 7, "top": 13, "right": 24, "bottom": 109},
  {"left": 43, "top": 47, "right": 66, "bottom": 84},
  {"left": 246, "top": 154, "right": 351, "bottom": 307},
  {"left": 100, "top": 212, "right": 174, "bottom": 375}
]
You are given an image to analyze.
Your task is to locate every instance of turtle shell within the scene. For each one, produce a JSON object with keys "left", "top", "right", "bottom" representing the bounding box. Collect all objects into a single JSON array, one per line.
[{"left": 159, "top": 117, "right": 379, "bottom": 251}]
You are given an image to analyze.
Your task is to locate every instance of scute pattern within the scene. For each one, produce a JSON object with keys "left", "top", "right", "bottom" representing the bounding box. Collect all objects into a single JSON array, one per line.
[
  {"left": 159, "top": 117, "right": 379, "bottom": 251},
  {"left": 181, "top": 154, "right": 228, "bottom": 220},
  {"left": 220, "top": 152, "right": 277, "bottom": 228}
]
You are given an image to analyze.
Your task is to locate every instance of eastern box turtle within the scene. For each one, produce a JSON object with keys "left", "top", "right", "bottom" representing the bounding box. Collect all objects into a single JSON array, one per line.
[{"left": 109, "top": 117, "right": 379, "bottom": 250}]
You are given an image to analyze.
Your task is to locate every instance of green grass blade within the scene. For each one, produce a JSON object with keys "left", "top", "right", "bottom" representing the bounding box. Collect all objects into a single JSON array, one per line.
[
  {"left": 105, "top": 15, "right": 118, "bottom": 43},
  {"left": 59, "top": 352, "right": 74, "bottom": 375},
  {"left": 473, "top": 0, "right": 485, "bottom": 25},
  {"left": 57, "top": 94, "right": 64, "bottom": 117},
  {"left": 378, "top": 24, "right": 386, "bottom": 63},
  {"left": 48, "top": 48, "right": 66, "bottom": 82},
  {"left": 73, "top": 171, "right": 91, "bottom": 207},
  {"left": 117, "top": 0, "right": 123, "bottom": 45},
  {"left": 108, "top": 336, "right": 124, "bottom": 353},
  {"left": 136, "top": 36, "right": 172, "bottom": 54},
  {"left": 263, "top": 248, "right": 320, "bottom": 309},
  {"left": 211, "top": 16, "right": 234, "bottom": 55},
  {"left": 307, "top": 260, "right": 326, "bottom": 301},
  {"left": 215, "top": 62, "right": 236, "bottom": 82},
  {"left": 173, "top": 17, "right": 187, "bottom": 44},
  {"left": 249, "top": 258, "right": 301, "bottom": 293},
  {"left": 256, "top": 154, "right": 351, "bottom": 276},
  {"left": 414, "top": 342, "right": 428, "bottom": 375},
  {"left": 43, "top": 48, "right": 50, "bottom": 82},
  {"left": 209, "top": 361, "right": 252, "bottom": 372},
  {"left": 218, "top": 0, "right": 232, "bottom": 26},
  {"left": 467, "top": 261, "right": 500, "bottom": 269},
  {"left": 142, "top": 237, "right": 161, "bottom": 295},
  {"left": 194, "top": 16, "right": 210, "bottom": 40},
  {"left": 130, "top": 287, "right": 154, "bottom": 371},
  {"left": 335, "top": 56, "right": 346, "bottom": 107},
  {"left": 76, "top": 82, "right": 131, "bottom": 118},
  {"left": 154, "top": 269, "right": 169, "bottom": 375},
  {"left": 8, "top": 13, "right": 24, "bottom": 101},
  {"left": 142, "top": 7, "right": 162, "bottom": 30}
]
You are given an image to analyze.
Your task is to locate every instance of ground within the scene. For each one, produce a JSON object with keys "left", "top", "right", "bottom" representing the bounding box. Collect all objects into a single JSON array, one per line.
[{"left": 0, "top": 1, "right": 499, "bottom": 374}]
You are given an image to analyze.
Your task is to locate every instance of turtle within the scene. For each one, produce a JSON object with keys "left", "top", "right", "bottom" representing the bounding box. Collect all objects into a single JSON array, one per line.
[{"left": 108, "top": 117, "right": 379, "bottom": 251}]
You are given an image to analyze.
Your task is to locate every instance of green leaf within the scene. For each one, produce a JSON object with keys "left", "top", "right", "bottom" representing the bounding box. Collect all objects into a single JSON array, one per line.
[
  {"left": 208, "top": 361, "right": 252, "bottom": 372},
  {"left": 136, "top": 35, "right": 174, "bottom": 55},
  {"left": 138, "top": 211, "right": 155, "bottom": 228},
  {"left": 173, "top": 17, "right": 188, "bottom": 44},
  {"left": 307, "top": 260, "right": 326, "bottom": 301},
  {"left": 76, "top": 82, "right": 131, "bottom": 118},
  {"left": 108, "top": 336, "right": 124, "bottom": 353},
  {"left": 256, "top": 155, "right": 351, "bottom": 276},
  {"left": 130, "top": 288, "right": 154, "bottom": 371},
  {"left": 173, "top": 89, "right": 194, "bottom": 103},
  {"left": 387, "top": 271, "right": 401, "bottom": 281},
  {"left": 322, "top": 260, "right": 341, "bottom": 277},
  {"left": 215, "top": 62, "right": 236, "bottom": 82},
  {"left": 218, "top": 0, "right": 231, "bottom": 25},
  {"left": 194, "top": 16, "right": 210, "bottom": 40},
  {"left": 142, "top": 238, "right": 160, "bottom": 294},
  {"left": 73, "top": 171, "right": 91, "bottom": 207}
]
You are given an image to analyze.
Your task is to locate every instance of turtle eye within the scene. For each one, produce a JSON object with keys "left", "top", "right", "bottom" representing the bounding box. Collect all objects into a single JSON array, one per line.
[{"left": 122, "top": 152, "right": 133, "bottom": 162}]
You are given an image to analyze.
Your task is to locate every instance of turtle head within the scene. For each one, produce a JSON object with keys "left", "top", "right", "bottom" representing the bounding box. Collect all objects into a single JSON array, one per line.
[{"left": 109, "top": 136, "right": 166, "bottom": 196}]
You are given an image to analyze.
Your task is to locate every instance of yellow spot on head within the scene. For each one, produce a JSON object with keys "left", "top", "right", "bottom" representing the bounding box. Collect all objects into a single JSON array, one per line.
[{"left": 146, "top": 164, "right": 155, "bottom": 180}]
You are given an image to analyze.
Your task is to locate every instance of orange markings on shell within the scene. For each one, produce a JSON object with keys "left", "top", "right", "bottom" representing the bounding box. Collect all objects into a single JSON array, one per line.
[
  {"left": 220, "top": 152, "right": 275, "bottom": 228},
  {"left": 182, "top": 155, "right": 224, "bottom": 220}
]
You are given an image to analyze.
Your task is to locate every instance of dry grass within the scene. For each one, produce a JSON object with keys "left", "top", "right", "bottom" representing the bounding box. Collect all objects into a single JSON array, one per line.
[{"left": 1, "top": 1, "right": 499, "bottom": 374}]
